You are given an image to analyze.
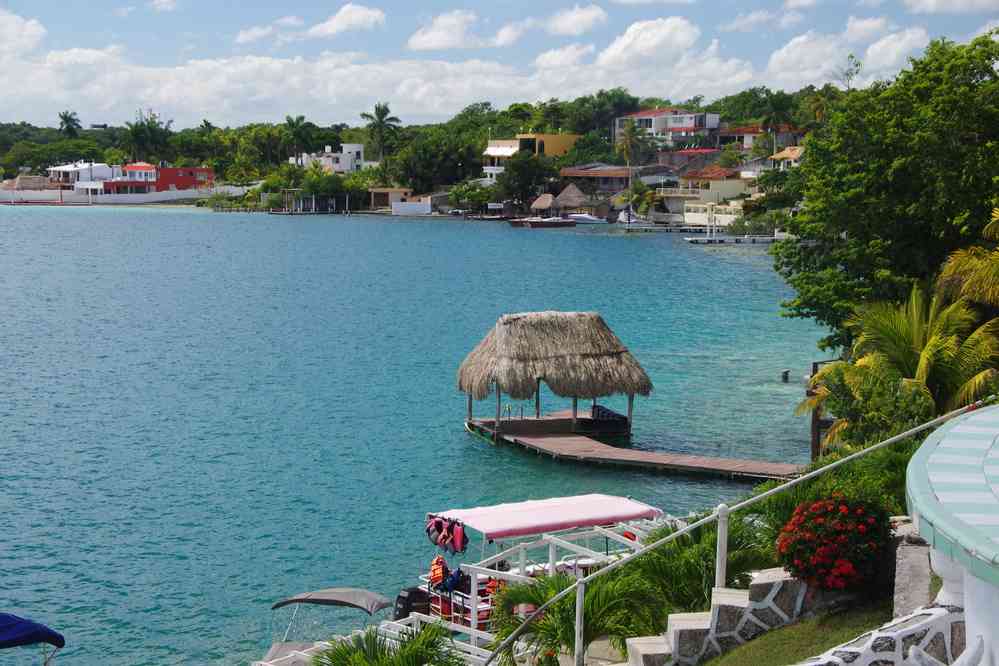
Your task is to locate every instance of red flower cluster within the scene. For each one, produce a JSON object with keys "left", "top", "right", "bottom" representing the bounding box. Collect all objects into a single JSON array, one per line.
[{"left": 776, "top": 494, "right": 889, "bottom": 591}]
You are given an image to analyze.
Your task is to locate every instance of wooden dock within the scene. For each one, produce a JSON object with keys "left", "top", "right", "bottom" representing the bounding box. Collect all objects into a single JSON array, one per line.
[{"left": 468, "top": 417, "right": 802, "bottom": 481}]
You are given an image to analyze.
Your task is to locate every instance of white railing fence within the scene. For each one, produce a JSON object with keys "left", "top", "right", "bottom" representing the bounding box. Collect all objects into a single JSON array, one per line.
[{"left": 483, "top": 395, "right": 998, "bottom": 666}]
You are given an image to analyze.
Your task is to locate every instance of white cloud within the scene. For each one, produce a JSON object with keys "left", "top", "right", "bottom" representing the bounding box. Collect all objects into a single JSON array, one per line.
[
  {"left": 784, "top": 0, "right": 818, "bottom": 8},
  {"left": 547, "top": 4, "right": 608, "bottom": 36},
  {"left": 975, "top": 18, "right": 999, "bottom": 36},
  {"left": 597, "top": 17, "right": 700, "bottom": 67},
  {"left": 275, "top": 16, "right": 304, "bottom": 28},
  {"left": 492, "top": 19, "right": 537, "bottom": 47},
  {"left": 149, "top": 0, "right": 176, "bottom": 12},
  {"left": 114, "top": 6, "right": 136, "bottom": 17},
  {"left": 608, "top": 0, "right": 695, "bottom": 4},
  {"left": 720, "top": 10, "right": 803, "bottom": 32},
  {"left": 766, "top": 31, "right": 843, "bottom": 87},
  {"left": 903, "top": 0, "right": 999, "bottom": 11},
  {"left": 235, "top": 25, "right": 275, "bottom": 44},
  {"left": 307, "top": 3, "right": 386, "bottom": 39},
  {"left": 863, "top": 26, "right": 929, "bottom": 69},
  {"left": 534, "top": 43, "right": 595, "bottom": 68},
  {"left": 844, "top": 15, "right": 889, "bottom": 42},
  {"left": 407, "top": 10, "right": 479, "bottom": 50},
  {"left": 0, "top": 9, "right": 46, "bottom": 58},
  {"left": 857, "top": 0, "right": 884, "bottom": 6}
]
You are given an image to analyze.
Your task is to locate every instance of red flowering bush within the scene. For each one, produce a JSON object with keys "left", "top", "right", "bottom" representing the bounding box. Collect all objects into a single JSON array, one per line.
[{"left": 776, "top": 494, "right": 890, "bottom": 590}]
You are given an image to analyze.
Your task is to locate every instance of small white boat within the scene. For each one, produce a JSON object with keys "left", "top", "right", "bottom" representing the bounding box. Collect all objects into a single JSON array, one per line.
[
  {"left": 568, "top": 213, "right": 605, "bottom": 224},
  {"left": 617, "top": 209, "right": 649, "bottom": 225}
]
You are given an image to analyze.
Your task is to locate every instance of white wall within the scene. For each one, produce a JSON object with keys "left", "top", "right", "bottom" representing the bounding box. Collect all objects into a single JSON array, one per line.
[
  {"left": 2, "top": 185, "right": 250, "bottom": 205},
  {"left": 391, "top": 201, "right": 432, "bottom": 216}
]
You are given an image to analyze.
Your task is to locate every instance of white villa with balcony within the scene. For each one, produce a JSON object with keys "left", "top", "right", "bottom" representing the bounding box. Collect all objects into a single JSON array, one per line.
[
  {"left": 482, "top": 140, "right": 519, "bottom": 182},
  {"left": 290, "top": 144, "right": 371, "bottom": 174},
  {"left": 46, "top": 161, "right": 122, "bottom": 192},
  {"left": 653, "top": 165, "right": 753, "bottom": 228},
  {"left": 615, "top": 109, "right": 720, "bottom": 147}
]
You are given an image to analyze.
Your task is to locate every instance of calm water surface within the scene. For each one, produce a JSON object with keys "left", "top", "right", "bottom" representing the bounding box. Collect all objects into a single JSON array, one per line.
[{"left": 0, "top": 207, "right": 823, "bottom": 664}]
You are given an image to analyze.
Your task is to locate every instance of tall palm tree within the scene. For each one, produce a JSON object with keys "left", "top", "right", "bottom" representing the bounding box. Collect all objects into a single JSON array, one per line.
[
  {"left": 801, "top": 284, "right": 999, "bottom": 443},
  {"left": 760, "top": 91, "right": 795, "bottom": 153},
  {"left": 284, "top": 115, "right": 311, "bottom": 166},
  {"left": 360, "top": 102, "right": 401, "bottom": 163},
  {"left": 313, "top": 624, "right": 463, "bottom": 666},
  {"left": 58, "top": 111, "right": 82, "bottom": 139}
]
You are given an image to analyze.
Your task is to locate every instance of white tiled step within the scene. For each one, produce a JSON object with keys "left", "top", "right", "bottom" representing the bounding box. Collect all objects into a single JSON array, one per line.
[
  {"left": 666, "top": 611, "right": 711, "bottom": 637},
  {"left": 711, "top": 586, "right": 750, "bottom": 608},
  {"left": 625, "top": 635, "right": 672, "bottom": 666}
]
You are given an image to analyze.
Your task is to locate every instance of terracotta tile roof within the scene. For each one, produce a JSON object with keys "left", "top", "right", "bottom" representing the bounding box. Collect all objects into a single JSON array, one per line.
[
  {"left": 675, "top": 148, "right": 720, "bottom": 155},
  {"left": 561, "top": 166, "right": 631, "bottom": 178},
  {"left": 720, "top": 123, "right": 799, "bottom": 136},
  {"left": 682, "top": 164, "right": 740, "bottom": 180},
  {"left": 124, "top": 162, "right": 156, "bottom": 171},
  {"left": 619, "top": 108, "right": 688, "bottom": 119}
]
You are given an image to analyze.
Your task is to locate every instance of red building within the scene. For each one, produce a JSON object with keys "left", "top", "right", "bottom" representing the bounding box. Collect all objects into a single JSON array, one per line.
[{"left": 103, "top": 163, "right": 214, "bottom": 194}]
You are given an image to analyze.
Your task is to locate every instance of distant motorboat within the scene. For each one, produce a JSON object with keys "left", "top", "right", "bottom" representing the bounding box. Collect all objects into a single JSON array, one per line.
[
  {"left": 509, "top": 216, "right": 576, "bottom": 229},
  {"left": 617, "top": 209, "right": 649, "bottom": 225},
  {"left": 569, "top": 213, "right": 606, "bottom": 224}
]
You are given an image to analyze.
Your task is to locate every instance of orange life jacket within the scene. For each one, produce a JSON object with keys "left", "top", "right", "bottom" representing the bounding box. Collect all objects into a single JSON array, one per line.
[{"left": 430, "top": 555, "right": 448, "bottom": 586}]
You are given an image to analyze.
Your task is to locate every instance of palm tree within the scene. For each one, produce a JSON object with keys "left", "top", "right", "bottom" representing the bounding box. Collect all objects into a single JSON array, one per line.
[
  {"left": 760, "top": 91, "right": 795, "bottom": 153},
  {"left": 801, "top": 284, "right": 999, "bottom": 446},
  {"left": 939, "top": 208, "right": 999, "bottom": 306},
  {"left": 199, "top": 119, "right": 215, "bottom": 135},
  {"left": 284, "top": 115, "right": 313, "bottom": 166},
  {"left": 360, "top": 102, "right": 401, "bottom": 163},
  {"left": 313, "top": 624, "right": 464, "bottom": 666},
  {"left": 490, "top": 572, "right": 659, "bottom": 665},
  {"left": 58, "top": 111, "right": 82, "bottom": 139}
]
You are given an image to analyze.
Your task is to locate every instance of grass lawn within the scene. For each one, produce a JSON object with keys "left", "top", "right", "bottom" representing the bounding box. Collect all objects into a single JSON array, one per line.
[{"left": 704, "top": 601, "right": 893, "bottom": 666}]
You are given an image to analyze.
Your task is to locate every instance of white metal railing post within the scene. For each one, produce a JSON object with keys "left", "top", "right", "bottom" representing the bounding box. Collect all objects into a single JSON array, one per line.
[
  {"left": 714, "top": 503, "right": 729, "bottom": 588},
  {"left": 470, "top": 571, "right": 479, "bottom": 648},
  {"left": 574, "top": 581, "right": 586, "bottom": 666},
  {"left": 549, "top": 541, "right": 558, "bottom": 575}
]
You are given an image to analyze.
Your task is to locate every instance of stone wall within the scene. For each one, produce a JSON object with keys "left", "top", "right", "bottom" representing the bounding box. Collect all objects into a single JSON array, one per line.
[{"left": 794, "top": 604, "right": 965, "bottom": 665}]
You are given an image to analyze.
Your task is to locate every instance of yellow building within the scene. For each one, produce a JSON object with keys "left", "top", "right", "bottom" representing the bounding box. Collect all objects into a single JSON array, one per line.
[{"left": 481, "top": 133, "right": 581, "bottom": 182}]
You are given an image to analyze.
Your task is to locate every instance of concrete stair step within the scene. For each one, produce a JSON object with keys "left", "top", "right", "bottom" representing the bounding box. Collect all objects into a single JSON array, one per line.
[
  {"left": 625, "top": 635, "right": 672, "bottom": 666},
  {"left": 710, "top": 587, "right": 750, "bottom": 609},
  {"left": 666, "top": 611, "right": 711, "bottom": 637}
]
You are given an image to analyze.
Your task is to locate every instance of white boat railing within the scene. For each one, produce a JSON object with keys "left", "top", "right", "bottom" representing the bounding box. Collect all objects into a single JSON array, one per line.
[{"left": 482, "top": 395, "right": 998, "bottom": 666}]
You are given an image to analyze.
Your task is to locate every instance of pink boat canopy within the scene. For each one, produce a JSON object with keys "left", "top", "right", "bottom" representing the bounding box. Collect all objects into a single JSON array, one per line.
[{"left": 430, "top": 493, "right": 663, "bottom": 540}]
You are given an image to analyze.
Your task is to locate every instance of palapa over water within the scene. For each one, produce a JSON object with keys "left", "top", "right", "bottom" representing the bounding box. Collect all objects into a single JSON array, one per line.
[
  {"left": 530, "top": 193, "right": 556, "bottom": 211},
  {"left": 457, "top": 311, "right": 653, "bottom": 401}
]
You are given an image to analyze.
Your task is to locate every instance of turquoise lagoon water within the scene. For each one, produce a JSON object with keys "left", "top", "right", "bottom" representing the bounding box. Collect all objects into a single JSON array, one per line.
[{"left": 0, "top": 207, "right": 823, "bottom": 664}]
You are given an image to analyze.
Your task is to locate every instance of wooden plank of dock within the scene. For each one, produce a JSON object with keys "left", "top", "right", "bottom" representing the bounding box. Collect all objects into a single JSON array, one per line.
[{"left": 469, "top": 421, "right": 801, "bottom": 481}]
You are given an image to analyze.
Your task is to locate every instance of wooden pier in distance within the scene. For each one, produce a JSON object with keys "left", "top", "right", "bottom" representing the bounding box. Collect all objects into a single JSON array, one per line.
[{"left": 467, "top": 412, "right": 802, "bottom": 482}]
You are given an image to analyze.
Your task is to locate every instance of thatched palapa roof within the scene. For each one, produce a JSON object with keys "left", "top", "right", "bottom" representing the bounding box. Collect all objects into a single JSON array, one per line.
[
  {"left": 457, "top": 311, "right": 653, "bottom": 401},
  {"left": 554, "top": 183, "right": 587, "bottom": 209},
  {"left": 531, "top": 193, "right": 555, "bottom": 210}
]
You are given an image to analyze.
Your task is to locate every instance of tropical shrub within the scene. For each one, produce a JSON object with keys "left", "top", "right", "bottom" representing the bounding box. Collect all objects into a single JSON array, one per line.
[
  {"left": 489, "top": 572, "right": 659, "bottom": 665},
  {"left": 312, "top": 623, "right": 464, "bottom": 666},
  {"left": 776, "top": 495, "right": 890, "bottom": 591},
  {"left": 628, "top": 517, "right": 773, "bottom": 614}
]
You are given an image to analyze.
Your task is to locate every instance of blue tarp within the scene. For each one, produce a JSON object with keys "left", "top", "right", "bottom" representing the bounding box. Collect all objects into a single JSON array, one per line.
[{"left": 0, "top": 613, "right": 65, "bottom": 650}]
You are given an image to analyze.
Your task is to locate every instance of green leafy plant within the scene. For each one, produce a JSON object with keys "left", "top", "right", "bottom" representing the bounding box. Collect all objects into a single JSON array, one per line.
[
  {"left": 312, "top": 624, "right": 464, "bottom": 666},
  {"left": 776, "top": 495, "right": 889, "bottom": 591}
]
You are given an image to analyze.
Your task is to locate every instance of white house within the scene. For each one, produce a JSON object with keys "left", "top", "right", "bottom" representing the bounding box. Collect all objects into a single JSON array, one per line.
[
  {"left": 46, "top": 162, "right": 121, "bottom": 191},
  {"left": 615, "top": 109, "right": 720, "bottom": 147},
  {"left": 291, "top": 144, "right": 370, "bottom": 174}
]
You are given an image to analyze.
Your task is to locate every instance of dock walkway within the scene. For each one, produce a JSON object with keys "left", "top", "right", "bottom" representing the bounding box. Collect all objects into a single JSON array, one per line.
[{"left": 468, "top": 418, "right": 802, "bottom": 481}]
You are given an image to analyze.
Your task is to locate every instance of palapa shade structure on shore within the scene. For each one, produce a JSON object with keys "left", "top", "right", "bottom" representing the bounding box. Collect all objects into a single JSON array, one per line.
[
  {"left": 530, "top": 193, "right": 555, "bottom": 211},
  {"left": 458, "top": 311, "right": 653, "bottom": 436},
  {"left": 554, "top": 183, "right": 587, "bottom": 210}
]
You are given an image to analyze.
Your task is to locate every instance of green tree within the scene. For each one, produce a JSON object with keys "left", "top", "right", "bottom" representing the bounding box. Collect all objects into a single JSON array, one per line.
[
  {"left": 773, "top": 35, "right": 999, "bottom": 349},
  {"left": 496, "top": 151, "right": 556, "bottom": 209},
  {"left": 360, "top": 102, "right": 401, "bottom": 162},
  {"left": 313, "top": 624, "right": 463, "bottom": 666},
  {"left": 490, "top": 573, "right": 659, "bottom": 666},
  {"left": 760, "top": 90, "right": 795, "bottom": 153},
  {"left": 123, "top": 109, "right": 173, "bottom": 162},
  {"left": 803, "top": 284, "right": 999, "bottom": 439},
  {"left": 103, "top": 147, "right": 128, "bottom": 165},
  {"left": 717, "top": 143, "right": 743, "bottom": 168},
  {"left": 939, "top": 208, "right": 999, "bottom": 307},
  {"left": 284, "top": 115, "right": 311, "bottom": 165},
  {"left": 58, "top": 111, "right": 82, "bottom": 139}
]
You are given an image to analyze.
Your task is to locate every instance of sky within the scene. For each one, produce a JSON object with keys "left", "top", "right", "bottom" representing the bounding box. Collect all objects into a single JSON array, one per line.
[{"left": 0, "top": 0, "right": 996, "bottom": 129}]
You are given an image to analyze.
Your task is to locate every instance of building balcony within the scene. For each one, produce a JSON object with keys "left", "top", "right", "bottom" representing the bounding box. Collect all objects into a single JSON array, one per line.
[{"left": 656, "top": 187, "right": 704, "bottom": 198}]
